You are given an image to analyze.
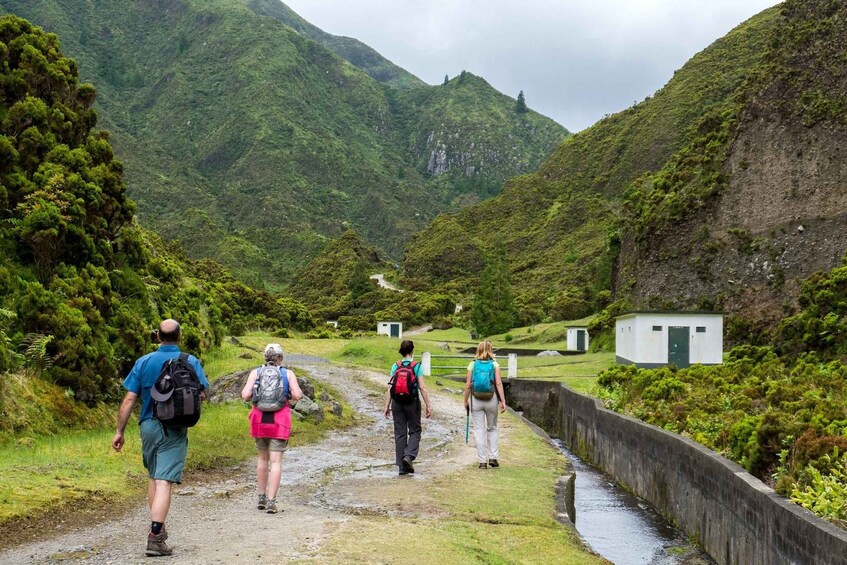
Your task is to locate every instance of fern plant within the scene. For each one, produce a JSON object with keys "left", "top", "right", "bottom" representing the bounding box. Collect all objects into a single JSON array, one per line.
[
  {"left": 791, "top": 451, "right": 847, "bottom": 527},
  {"left": 19, "top": 333, "right": 54, "bottom": 375}
]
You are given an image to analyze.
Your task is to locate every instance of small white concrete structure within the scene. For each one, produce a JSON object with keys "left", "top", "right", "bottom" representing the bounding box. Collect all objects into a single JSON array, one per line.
[
  {"left": 615, "top": 312, "right": 723, "bottom": 369},
  {"left": 326, "top": 320, "right": 339, "bottom": 328},
  {"left": 377, "top": 321, "right": 403, "bottom": 339},
  {"left": 565, "top": 326, "right": 590, "bottom": 352}
]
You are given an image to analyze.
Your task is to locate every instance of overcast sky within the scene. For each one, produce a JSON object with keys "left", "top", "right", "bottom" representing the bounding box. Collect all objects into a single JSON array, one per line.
[{"left": 283, "top": 0, "right": 781, "bottom": 131}]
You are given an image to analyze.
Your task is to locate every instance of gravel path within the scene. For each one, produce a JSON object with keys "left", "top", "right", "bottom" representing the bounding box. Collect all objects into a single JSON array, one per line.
[{"left": 0, "top": 363, "right": 469, "bottom": 564}]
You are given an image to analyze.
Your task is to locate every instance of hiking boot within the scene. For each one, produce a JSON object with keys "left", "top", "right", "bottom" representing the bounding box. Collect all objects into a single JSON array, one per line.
[
  {"left": 399, "top": 467, "right": 409, "bottom": 476},
  {"left": 161, "top": 524, "right": 168, "bottom": 541},
  {"left": 402, "top": 455, "right": 415, "bottom": 474},
  {"left": 488, "top": 459, "right": 499, "bottom": 468},
  {"left": 266, "top": 499, "right": 279, "bottom": 514},
  {"left": 479, "top": 462, "right": 488, "bottom": 469},
  {"left": 146, "top": 532, "right": 173, "bottom": 557},
  {"left": 257, "top": 494, "right": 267, "bottom": 510}
]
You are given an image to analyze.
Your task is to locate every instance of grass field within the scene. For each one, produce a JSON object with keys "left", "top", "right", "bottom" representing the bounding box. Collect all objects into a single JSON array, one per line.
[
  {"left": 317, "top": 411, "right": 605, "bottom": 564},
  {"left": 0, "top": 338, "right": 356, "bottom": 528},
  {"left": 1, "top": 321, "right": 613, "bottom": 529}
]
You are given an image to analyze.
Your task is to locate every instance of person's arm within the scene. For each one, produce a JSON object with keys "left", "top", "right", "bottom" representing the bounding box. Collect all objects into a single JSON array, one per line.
[
  {"left": 417, "top": 374, "right": 432, "bottom": 418},
  {"left": 415, "top": 363, "right": 432, "bottom": 418},
  {"left": 112, "top": 391, "right": 138, "bottom": 452},
  {"left": 287, "top": 370, "right": 303, "bottom": 403},
  {"left": 241, "top": 370, "right": 258, "bottom": 402},
  {"left": 384, "top": 363, "right": 396, "bottom": 418},
  {"left": 191, "top": 356, "right": 210, "bottom": 399},
  {"left": 494, "top": 366, "right": 506, "bottom": 413}
]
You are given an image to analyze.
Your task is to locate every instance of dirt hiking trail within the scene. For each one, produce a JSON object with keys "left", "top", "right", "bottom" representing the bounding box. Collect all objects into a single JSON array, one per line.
[{"left": 0, "top": 360, "right": 505, "bottom": 564}]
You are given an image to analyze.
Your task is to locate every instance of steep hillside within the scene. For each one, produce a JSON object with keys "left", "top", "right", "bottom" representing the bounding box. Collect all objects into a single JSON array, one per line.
[
  {"left": 246, "top": 0, "right": 425, "bottom": 89},
  {"left": 0, "top": 0, "right": 568, "bottom": 288},
  {"left": 617, "top": 0, "right": 847, "bottom": 329},
  {"left": 0, "top": 15, "right": 310, "bottom": 404},
  {"left": 404, "top": 7, "right": 780, "bottom": 322}
]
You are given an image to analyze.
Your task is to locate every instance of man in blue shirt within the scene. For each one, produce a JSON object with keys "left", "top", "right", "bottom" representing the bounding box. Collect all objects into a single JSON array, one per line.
[{"left": 111, "top": 319, "right": 209, "bottom": 557}]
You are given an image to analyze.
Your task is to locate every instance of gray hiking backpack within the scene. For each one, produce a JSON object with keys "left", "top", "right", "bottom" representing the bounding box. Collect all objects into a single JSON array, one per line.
[{"left": 252, "top": 364, "right": 290, "bottom": 412}]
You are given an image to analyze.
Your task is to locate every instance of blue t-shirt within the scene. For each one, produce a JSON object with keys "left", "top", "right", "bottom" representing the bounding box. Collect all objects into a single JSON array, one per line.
[{"left": 122, "top": 344, "right": 209, "bottom": 423}]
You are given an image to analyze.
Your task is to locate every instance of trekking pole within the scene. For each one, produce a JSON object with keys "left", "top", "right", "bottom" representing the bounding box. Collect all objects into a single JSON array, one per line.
[{"left": 465, "top": 404, "right": 470, "bottom": 445}]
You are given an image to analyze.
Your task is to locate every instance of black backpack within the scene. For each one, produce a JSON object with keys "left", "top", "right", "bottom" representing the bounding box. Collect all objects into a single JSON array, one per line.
[
  {"left": 389, "top": 361, "right": 418, "bottom": 404},
  {"left": 151, "top": 353, "right": 203, "bottom": 428}
]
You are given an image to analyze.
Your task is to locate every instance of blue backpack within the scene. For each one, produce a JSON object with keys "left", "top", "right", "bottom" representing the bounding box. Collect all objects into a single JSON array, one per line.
[{"left": 471, "top": 359, "right": 495, "bottom": 400}]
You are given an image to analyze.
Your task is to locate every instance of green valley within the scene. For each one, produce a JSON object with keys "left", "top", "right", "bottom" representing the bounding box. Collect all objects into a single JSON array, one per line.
[{"left": 0, "top": 0, "right": 568, "bottom": 289}]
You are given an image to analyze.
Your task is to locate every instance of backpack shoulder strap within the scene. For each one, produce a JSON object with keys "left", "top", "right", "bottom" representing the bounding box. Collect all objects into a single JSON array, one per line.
[
  {"left": 278, "top": 366, "right": 290, "bottom": 398},
  {"left": 179, "top": 352, "right": 189, "bottom": 362}
]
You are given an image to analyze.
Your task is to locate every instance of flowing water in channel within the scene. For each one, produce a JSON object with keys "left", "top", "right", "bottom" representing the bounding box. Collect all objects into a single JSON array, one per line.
[{"left": 552, "top": 440, "right": 714, "bottom": 565}]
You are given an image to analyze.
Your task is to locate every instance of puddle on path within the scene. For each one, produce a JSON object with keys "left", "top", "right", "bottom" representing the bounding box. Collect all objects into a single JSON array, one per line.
[{"left": 553, "top": 440, "right": 714, "bottom": 565}]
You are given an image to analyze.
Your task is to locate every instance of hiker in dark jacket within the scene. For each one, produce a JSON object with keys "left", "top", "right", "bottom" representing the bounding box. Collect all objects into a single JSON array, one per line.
[
  {"left": 112, "top": 319, "right": 209, "bottom": 557},
  {"left": 384, "top": 339, "right": 432, "bottom": 475}
]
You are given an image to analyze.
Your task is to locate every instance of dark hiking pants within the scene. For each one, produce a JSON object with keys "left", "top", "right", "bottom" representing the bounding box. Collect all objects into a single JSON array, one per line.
[{"left": 392, "top": 398, "right": 422, "bottom": 466}]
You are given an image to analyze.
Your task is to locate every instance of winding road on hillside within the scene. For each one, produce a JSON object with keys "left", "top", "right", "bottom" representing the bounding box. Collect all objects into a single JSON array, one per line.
[
  {"left": 0, "top": 360, "right": 491, "bottom": 564},
  {"left": 370, "top": 273, "right": 402, "bottom": 292}
]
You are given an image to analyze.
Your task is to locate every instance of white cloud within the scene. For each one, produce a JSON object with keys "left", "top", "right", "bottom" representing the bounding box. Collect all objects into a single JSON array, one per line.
[{"left": 283, "top": 0, "right": 781, "bottom": 131}]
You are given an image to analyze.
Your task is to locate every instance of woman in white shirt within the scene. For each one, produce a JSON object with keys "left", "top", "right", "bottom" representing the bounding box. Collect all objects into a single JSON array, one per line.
[{"left": 463, "top": 340, "right": 507, "bottom": 469}]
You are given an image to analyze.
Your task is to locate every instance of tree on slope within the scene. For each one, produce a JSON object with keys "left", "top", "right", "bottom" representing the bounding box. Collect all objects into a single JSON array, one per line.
[
  {"left": 515, "top": 90, "right": 528, "bottom": 114},
  {"left": 471, "top": 240, "right": 518, "bottom": 336}
]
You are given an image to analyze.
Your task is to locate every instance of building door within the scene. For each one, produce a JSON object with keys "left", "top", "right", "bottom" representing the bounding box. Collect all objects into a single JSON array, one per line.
[
  {"left": 576, "top": 330, "right": 586, "bottom": 351},
  {"left": 668, "top": 326, "right": 690, "bottom": 368},
  {"left": 390, "top": 323, "right": 400, "bottom": 338}
]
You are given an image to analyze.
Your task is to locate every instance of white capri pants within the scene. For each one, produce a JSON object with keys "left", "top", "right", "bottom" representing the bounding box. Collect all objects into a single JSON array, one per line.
[{"left": 471, "top": 395, "right": 499, "bottom": 463}]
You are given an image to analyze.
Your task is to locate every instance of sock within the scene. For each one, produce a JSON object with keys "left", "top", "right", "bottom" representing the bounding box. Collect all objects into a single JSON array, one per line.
[{"left": 151, "top": 521, "right": 163, "bottom": 535}]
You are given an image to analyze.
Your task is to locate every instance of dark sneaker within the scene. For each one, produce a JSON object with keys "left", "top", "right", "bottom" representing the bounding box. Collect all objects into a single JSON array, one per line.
[
  {"left": 488, "top": 459, "right": 499, "bottom": 468},
  {"left": 479, "top": 462, "right": 488, "bottom": 469},
  {"left": 399, "top": 467, "right": 409, "bottom": 476},
  {"left": 257, "top": 494, "right": 267, "bottom": 510},
  {"left": 266, "top": 499, "right": 279, "bottom": 514},
  {"left": 146, "top": 532, "right": 173, "bottom": 557},
  {"left": 402, "top": 455, "right": 415, "bottom": 474}
]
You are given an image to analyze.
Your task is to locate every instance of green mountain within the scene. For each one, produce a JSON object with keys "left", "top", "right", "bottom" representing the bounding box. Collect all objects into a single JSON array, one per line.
[
  {"left": 0, "top": 15, "right": 311, "bottom": 405},
  {"left": 404, "top": 5, "right": 782, "bottom": 323},
  {"left": 0, "top": 0, "right": 568, "bottom": 289},
  {"left": 412, "top": 0, "right": 847, "bottom": 335},
  {"left": 246, "top": 0, "right": 425, "bottom": 89},
  {"left": 616, "top": 0, "right": 847, "bottom": 330}
]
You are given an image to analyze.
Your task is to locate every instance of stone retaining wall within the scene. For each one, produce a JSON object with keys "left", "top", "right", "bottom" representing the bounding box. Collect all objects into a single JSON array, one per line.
[{"left": 505, "top": 379, "right": 847, "bottom": 565}]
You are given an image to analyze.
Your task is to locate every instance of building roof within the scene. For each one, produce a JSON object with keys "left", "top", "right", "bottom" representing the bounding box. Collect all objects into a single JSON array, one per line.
[{"left": 615, "top": 311, "right": 724, "bottom": 320}]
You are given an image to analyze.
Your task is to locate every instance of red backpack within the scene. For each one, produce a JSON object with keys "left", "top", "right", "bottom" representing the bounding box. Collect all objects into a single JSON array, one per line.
[{"left": 389, "top": 361, "right": 418, "bottom": 404}]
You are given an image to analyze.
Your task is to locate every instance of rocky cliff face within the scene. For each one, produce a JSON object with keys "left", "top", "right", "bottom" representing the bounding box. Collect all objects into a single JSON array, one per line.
[{"left": 617, "top": 0, "right": 847, "bottom": 327}]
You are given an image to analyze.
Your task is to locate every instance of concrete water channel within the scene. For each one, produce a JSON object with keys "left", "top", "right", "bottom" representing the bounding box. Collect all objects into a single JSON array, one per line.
[{"left": 552, "top": 440, "right": 713, "bottom": 565}]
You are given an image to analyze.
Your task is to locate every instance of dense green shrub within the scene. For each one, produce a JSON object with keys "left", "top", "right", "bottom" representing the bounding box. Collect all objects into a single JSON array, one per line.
[{"left": 597, "top": 349, "right": 847, "bottom": 526}]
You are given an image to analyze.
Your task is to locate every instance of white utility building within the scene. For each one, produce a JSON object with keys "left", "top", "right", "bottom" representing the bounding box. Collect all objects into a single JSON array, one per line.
[
  {"left": 377, "top": 321, "right": 403, "bottom": 339},
  {"left": 565, "top": 326, "right": 590, "bottom": 352},
  {"left": 615, "top": 312, "right": 723, "bottom": 369}
]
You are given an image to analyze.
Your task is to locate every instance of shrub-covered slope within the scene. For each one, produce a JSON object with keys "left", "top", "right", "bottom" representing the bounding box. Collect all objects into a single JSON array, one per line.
[
  {"left": 0, "top": 15, "right": 312, "bottom": 406},
  {"left": 404, "top": 7, "right": 780, "bottom": 322},
  {"left": 0, "top": 0, "right": 568, "bottom": 288},
  {"left": 617, "top": 0, "right": 847, "bottom": 329},
  {"left": 246, "top": 0, "right": 425, "bottom": 89}
]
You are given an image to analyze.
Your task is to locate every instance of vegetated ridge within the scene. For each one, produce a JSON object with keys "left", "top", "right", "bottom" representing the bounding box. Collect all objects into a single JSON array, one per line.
[
  {"left": 617, "top": 0, "right": 847, "bottom": 334},
  {"left": 0, "top": 14, "right": 317, "bottom": 433},
  {"left": 0, "top": 0, "right": 568, "bottom": 289},
  {"left": 404, "top": 5, "right": 782, "bottom": 325}
]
